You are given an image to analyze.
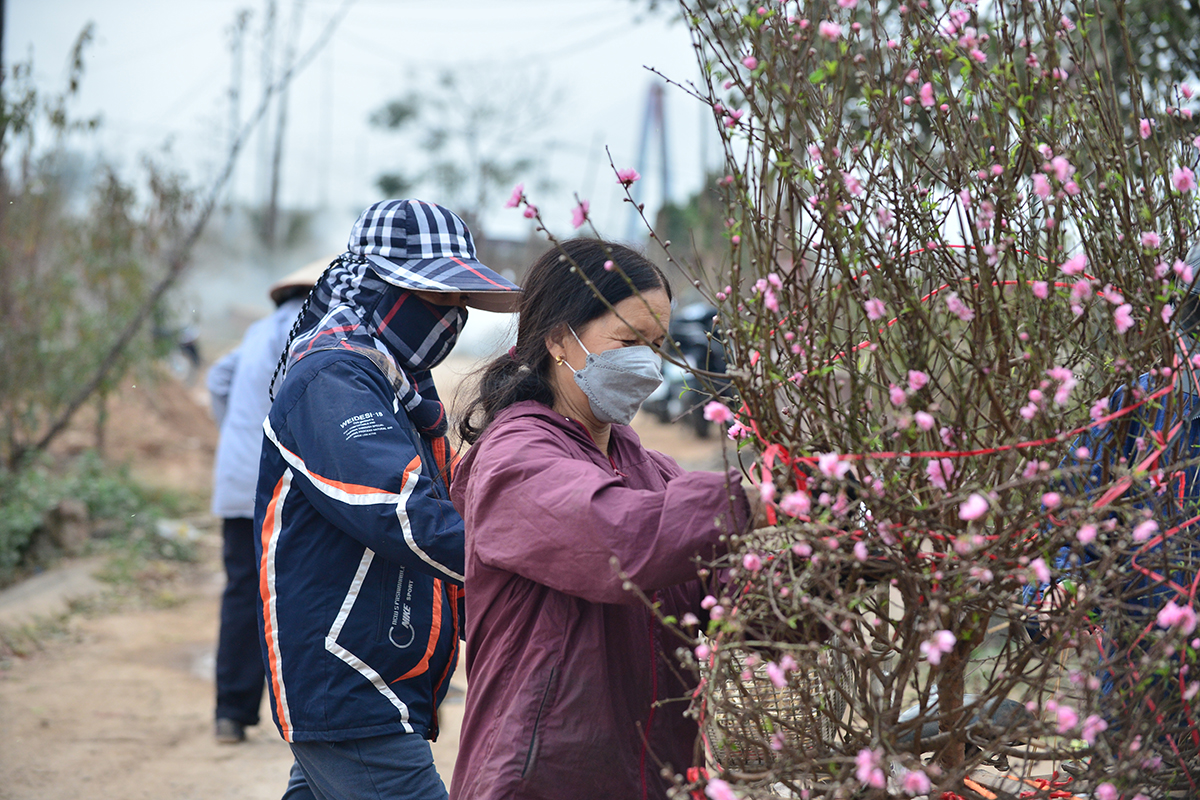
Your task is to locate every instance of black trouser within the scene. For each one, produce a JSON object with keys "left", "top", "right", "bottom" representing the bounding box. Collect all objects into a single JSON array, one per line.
[{"left": 215, "top": 517, "right": 266, "bottom": 724}]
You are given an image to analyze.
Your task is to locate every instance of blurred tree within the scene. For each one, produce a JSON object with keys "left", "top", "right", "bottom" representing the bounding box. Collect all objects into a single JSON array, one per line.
[
  {"left": 369, "top": 67, "right": 558, "bottom": 234},
  {"left": 1099, "top": 0, "right": 1200, "bottom": 97},
  {"left": 653, "top": 171, "right": 734, "bottom": 293},
  {"left": 0, "top": 28, "right": 196, "bottom": 472}
]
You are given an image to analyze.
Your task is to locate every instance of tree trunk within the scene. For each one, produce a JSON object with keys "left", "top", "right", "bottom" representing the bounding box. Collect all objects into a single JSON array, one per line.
[{"left": 935, "top": 636, "right": 971, "bottom": 774}]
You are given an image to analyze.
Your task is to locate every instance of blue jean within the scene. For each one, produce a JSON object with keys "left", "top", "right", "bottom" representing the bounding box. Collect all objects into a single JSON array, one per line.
[
  {"left": 281, "top": 733, "right": 448, "bottom": 800},
  {"left": 216, "top": 517, "right": 266, "bottom": 724}
]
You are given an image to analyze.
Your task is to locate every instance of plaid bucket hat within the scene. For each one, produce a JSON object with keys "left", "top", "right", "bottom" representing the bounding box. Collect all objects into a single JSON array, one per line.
[{"left": 348, "top": 199, "right": 521, "bottom": 312}]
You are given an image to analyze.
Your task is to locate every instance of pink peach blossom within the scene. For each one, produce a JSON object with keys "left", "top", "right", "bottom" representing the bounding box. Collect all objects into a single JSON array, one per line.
[
  {"left": 926, "top": 458, "right": 954, "bottom": 490},
  {"left": 1032, "top": 173, "right": 1051, "bottom": 199},
  {"left": 1056, "top": 703, "right": 1079, "bottom": 733},
  {"left": 1082, "top": 714, "right": 1108, "bottom": 744},
  {"left": 945, "top": 291, "right": 975, "bottom": 322},
  {"left": 616, "top": 168, "right": 641, "bottom": 186},
  {"left": 818, "top": 452, "right": 851, "bottom": 480},
  {"left": 919, "top": 81, "right": 935, "bottom": 107},
  {"left": 855, "top": 748, "right": 886, "bottom": 788},
  {"left": 959, "top": 493, "right": 989, "bottom": 520},
  {"left": 1133, "top": 519, "right": 1158, "bottom": 542},
  {"left": 1060, "top": 253, "right": 1087, "bottom": 275},
  {"left": 765, "top": 661, "right": 786, "bottom": 688},
  {"left": 920, "top": 629, "right": 957, "bottom": 665},
  {"left": 704, "top": 402, "right": 734, "bottom": 424},
  {"left": 902, "top": 769, "right": 932, "bottom": 793},
  {"left": 1051, "top": 155, "right": 1075, "bottom": 181},
  {"left": 1031, "top": 557, "right": 1051, "bottom": 583},
  {"left": 1114, "top": 303, "right": 1135, "bottom": 333},
  {"left": 571, "top": 200, "right": 590, "bottom": 229},
  {"left": 1173, "top": 166, "right": 1197, "bottom": 192},
  {"left": 779, "top": 491, "right": 811, "bottom": 517},
  {"left": 1047, "top": 366, "right": 1076, "bottom": 405},
  {"left": 504, "top": 183, "right": 524, "bottom": 208},
  {"left": 705, "top": 778, "right": 737, "bottom": 800},
  {"left": 1157, "top": 599, "right": 1198, "bottom": 634}
]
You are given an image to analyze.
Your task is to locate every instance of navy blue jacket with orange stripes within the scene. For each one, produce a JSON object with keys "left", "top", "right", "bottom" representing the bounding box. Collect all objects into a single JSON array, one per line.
[{"left": 254, "top": 348, "right": 462, "bottom": 743}]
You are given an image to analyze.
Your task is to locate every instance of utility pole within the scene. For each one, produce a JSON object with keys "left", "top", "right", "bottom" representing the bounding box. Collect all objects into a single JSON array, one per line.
[
  {"left": 263, "top": 0, "right": 303, "bottom": 248},
  {"left": 257, "top": 0, "right": 277, "bottom": 231},
  {"left": 626, "top": 83, "right": 671, "bottom": 242},
  {"left": 0, "top": 0, "right": 6, "bottom": 98},
  {"left": 317, "top": 40, "right": 333, "bottom": 209},
  {"left": 0, "top": 0, "right": 7, "bottom": 159},
  {"left": 226, "top": 9, "right": 251, "bottom": 210}
]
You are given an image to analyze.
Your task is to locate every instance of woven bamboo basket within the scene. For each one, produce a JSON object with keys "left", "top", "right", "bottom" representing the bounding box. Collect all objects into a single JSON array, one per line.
[{"left": 702, "top": 646, "right": 850, "bottom": 771}]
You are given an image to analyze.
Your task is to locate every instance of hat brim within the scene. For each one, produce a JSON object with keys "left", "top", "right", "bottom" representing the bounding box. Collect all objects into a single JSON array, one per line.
[
  {"left": 364, "top": 253, "right": 521, "bottom": 312},
  {"left": 269, "top": 255, "right": 338, "bottom": 305}
]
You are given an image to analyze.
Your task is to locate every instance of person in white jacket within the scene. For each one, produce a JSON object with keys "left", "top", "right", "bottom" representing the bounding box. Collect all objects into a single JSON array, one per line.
[{"left": 207, "top": 257, "right": 329, "bottom": 743}]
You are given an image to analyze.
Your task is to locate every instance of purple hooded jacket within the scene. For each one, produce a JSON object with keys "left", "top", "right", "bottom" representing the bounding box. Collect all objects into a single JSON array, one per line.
[{"left": 449, "top": 401, "right": 752, "bottom": 800}]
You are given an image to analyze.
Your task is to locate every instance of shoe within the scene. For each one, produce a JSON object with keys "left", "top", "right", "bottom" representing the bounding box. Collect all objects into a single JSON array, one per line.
[{"left": 215, "top": 718, "right": 246, "bottom": 744}]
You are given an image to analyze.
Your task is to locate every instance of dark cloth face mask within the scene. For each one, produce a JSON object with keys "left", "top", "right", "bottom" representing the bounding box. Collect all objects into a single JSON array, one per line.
[{"left": 564, "top": 326, "right": 663, "bottom": 425}]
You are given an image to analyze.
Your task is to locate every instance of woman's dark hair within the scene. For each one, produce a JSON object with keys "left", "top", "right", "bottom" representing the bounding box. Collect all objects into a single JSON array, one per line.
[{"left": 457, "top": 238, "right": 671, "bottom": 444}]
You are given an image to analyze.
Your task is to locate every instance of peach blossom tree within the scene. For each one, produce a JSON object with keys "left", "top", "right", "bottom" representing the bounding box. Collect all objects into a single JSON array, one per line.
[{"left": 647, "top": 0, "right": 1200, "bottom": 796}]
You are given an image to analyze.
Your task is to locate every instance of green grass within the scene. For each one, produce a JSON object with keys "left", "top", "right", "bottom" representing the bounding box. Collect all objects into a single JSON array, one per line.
[{"left": 0, "top": 451, "right": 204, "bottom": 588}]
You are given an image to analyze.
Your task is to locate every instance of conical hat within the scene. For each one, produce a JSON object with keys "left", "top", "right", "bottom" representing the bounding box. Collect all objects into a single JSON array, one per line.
[{"left": 268, "top": 255, "right": 337, "bottom": 305}]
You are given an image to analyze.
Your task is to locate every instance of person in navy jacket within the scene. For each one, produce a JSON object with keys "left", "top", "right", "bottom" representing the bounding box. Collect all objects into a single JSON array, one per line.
[{"left": 254, "top": 199, "right": 519, "bottom": 800}]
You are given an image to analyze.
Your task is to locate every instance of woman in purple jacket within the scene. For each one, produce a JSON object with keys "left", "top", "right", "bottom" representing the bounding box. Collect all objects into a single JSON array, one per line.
[{"left": 451, "top": 239, "right": 763, "bottom": 800}]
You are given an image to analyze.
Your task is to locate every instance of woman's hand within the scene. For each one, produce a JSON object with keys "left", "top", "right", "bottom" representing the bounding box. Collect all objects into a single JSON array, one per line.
[{"left": 745, "top": 487, "right": 772, "bottom": 529}]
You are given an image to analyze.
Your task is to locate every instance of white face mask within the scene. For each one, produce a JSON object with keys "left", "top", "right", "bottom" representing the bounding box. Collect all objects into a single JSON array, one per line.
[{"left": 563, "top": 326, "right": 664, "bottom": 425}]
